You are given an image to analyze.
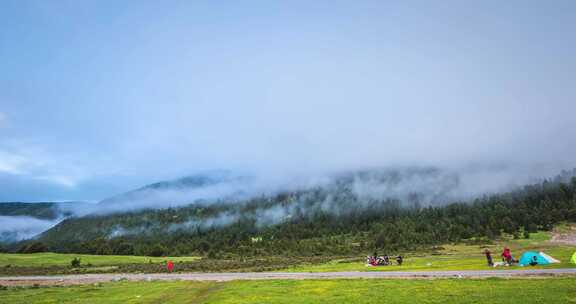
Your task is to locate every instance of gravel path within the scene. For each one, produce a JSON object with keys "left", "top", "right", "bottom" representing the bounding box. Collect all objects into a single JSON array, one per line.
[{"left": 2, "top": 269, "right": 576, "bottom": 286}]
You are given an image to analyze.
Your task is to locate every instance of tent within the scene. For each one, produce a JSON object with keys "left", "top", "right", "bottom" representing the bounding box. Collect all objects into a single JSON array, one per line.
[
  {"left": 519, "top": 251, "right": 554, "bottom": 266},
  {"left": 571, "top": 252, "right": 576, "bottom": 264},
  {"left": 539, "top": 252, "right": 560, "bottom": 263}
]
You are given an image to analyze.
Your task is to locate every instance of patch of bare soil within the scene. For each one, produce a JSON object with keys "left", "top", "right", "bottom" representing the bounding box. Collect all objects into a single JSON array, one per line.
[
  {"left": 3, "top": 269, "right": 576, "bottom": 287},
  {"left": 550, "top": 225, "right": 576, "bottom": 245}
]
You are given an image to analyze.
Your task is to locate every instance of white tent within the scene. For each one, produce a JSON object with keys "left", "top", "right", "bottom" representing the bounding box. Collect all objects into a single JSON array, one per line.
[{"left": 539, "top": 252, "right": 560, "bottom": 263}]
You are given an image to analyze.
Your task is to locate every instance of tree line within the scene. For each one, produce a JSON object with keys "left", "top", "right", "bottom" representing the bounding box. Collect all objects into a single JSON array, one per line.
[{"left": 20, "top": 170, "right": 576, "bottom": 257}]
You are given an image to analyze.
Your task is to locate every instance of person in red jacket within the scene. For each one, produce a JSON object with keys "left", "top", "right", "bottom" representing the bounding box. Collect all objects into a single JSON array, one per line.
[
  {"left": 501, "top": 248, "right": 513, "bottom": 265},
  {"left": 166, "top": 260, "right": 174, "bottom": 272}
]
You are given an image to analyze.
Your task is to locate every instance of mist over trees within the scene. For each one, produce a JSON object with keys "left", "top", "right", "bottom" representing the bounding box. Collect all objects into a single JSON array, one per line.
[{"left": 24, "top": 169, "right": 576, "bottom": 257}]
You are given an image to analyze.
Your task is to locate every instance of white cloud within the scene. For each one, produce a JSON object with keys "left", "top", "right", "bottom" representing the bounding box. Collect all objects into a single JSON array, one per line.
[
  {"left": 0, "top": 146, "right": 83, "bottom": 188},
  {"left": 33, "top": 175, "right": 79, "bottom": 188},
  {"left": 0, "top": 150, "right": 28, "bottom": 175},
  {"left": 0, "top": 216, "right": 62, "bottom": 242}
]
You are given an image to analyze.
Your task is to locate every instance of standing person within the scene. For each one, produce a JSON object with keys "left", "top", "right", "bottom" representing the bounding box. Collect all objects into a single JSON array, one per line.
[
  {"left": 396, "top": 255, "right": 403, "bottom": 266},
  {"left": 483, "top": 249, "right": 493, "bottom": 267}
]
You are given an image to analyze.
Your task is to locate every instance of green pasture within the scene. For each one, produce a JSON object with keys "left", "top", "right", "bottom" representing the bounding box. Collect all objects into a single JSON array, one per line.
[
  {"left": 0, "top": 252, "right": 199, "bottom": 267},
  {"left": 2, "top": 278, "right": 576, "bottom": 303},
  {"left": 284, "top": 231, "right": 576, "bottom": 272},
  {"left": 1, "top": 229, "right": 575, "bottom": 274}
]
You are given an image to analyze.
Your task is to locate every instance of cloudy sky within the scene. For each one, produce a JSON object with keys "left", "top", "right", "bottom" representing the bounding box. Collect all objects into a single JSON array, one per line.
[{"left": 1, "top": 0, "right": 575, "bottom": 202}]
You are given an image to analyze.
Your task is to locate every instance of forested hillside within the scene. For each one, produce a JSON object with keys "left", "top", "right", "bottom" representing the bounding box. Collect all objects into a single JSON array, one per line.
[
  {"left": 28, "top": 169, "right": 576, "bottom": 257},
  {"left": 0, "top": 203, "right": 61, "bottom": 220}
]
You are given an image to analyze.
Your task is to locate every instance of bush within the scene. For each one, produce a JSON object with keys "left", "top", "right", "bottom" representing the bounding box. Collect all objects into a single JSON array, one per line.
[
  {"left": 207, "top": 249, "right": 220, "bottom": 259},
  {"left": 112, "top": 242, "right": 134, "bottom": 255},
  {"left": 147, "top": 244, "right": 167, "bottom": 257},
  {"left": 70, "top": 257, "right": 81, "bottom": 268}
]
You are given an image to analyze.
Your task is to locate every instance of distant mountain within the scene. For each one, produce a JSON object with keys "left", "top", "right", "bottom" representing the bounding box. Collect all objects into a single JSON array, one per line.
[
  {"left": 0, "top": 202, "right": 86, "bottom": 244},
  {"left": 138, "top": 170, "right": 239, "bottom": 191},
  {"left": 35, "top": 167, "right": 465, "bottom": 249},
  {"left": 2, "top": 171, "right": 246, "bottom": 245},
  {"left": 93, "top": 168, "right": 464, "bottom": 213},
  {"left": 0, "top": 202, "right": 62, "bottom": 220},
  {"left": 27, "top": 168, "right": 576, "bottom": 256},
  {"left": 92, "top": 170, "right": 253, "bottom": 214}
]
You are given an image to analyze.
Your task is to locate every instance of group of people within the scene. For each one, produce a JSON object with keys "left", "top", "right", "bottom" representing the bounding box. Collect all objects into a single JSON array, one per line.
[
  {"left": 483, "top": 247, "right": 517, "bottom": 267},
  {"left": 367, "top": 253, "right": 403, "bottom": 266}
]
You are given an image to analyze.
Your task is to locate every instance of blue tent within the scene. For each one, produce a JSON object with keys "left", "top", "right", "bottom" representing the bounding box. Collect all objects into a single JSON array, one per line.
[{"left": 519, "top": 251, "right": 550, "bottom": 266}]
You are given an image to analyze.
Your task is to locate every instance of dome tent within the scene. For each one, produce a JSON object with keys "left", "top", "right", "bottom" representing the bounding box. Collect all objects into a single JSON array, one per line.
[
  {"left": 571, "top": 252, "right": 576, "bottom": 264},
  {"left": 539, "top": 252, "right": 560, "bottom": 263},
  {"left": 518, "top": 251, "right": 551, "bottom": 266}
]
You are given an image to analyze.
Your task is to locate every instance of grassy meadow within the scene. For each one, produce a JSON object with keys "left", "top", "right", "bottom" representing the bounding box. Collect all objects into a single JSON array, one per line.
[
  {"left": 1, "top": 228, "right": 576, "bottom": 303},
  {"left": 0, "top": 252, "right": 199, "bottom": 267},
  {"left": 1, "top": 227, "right": 575, "bottom": 276},
  {"left": 283, "top": 230, "right": 576, "bottom": 272},
  {"left": 1, "top": 278, "right": 576, "bottom": 303}
]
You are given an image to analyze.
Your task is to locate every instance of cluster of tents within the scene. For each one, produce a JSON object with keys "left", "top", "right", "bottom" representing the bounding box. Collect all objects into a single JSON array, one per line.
[
  {"left": 494, "top": 250, "right": 576, "bottom": 267},
  {"left": 482, "top": 246, "right": 576, "bottom": 267},
  {"left": 365, "top": 249, "right": 576, "bottom": 268}
]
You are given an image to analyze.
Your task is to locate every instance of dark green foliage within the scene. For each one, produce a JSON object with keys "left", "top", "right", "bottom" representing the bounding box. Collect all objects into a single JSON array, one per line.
[
  {"left": 34, "top": 173, "right": 576, "bottom": 257},
  {"left": 70, "top": 257, "right": 81, "bottom": 268},
  {"left": 18, "top": 242, "right": 49, "bottom": 253},
  {"left": 0, "top": 203, "right": 60, "bottom": 220},
  {"left": 523, "top": 230, "right": 530, "bottom": 239},
  {"left": 146, "top": 244, "right": 167, "bottom": 257},
  {"left": 110, "top": 240, "right": 134, "bottom": 255},
  {"left": 79, "top": 238, "right": 112, "bottom": 255}
]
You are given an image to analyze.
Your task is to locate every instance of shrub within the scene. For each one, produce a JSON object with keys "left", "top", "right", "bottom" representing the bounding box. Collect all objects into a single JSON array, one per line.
[
  {"left": 147, "top": 244, "right": 167, "bottom": 257},
  {"left": 70, "top": 257, "right": 81, "bottom": 268}
]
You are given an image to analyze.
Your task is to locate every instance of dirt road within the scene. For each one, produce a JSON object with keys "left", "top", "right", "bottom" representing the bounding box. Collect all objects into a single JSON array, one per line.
[{"left": 2, "top": 269, "right": 576, "bottom": 286}]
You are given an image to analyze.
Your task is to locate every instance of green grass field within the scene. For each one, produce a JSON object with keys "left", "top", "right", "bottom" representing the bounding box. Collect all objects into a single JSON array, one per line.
[
  {"left": 1, "top": 278, "right": 576, "bottom": 303},
  {"left": 1, "top": 228, "right": 576, "bottom": 303},
  {"left": 1, "top": 228, "right": 575, "bottom": 275},
  {"left": 284, "top": 231, "right": 576, "bottom": 272},
  {"left": 0, "top": 252, "right": 199, "bottom": 267}
]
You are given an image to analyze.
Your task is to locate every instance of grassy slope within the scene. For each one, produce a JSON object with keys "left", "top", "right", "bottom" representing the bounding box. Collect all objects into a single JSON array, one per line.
[
  {"left": 0, "top": 253, "right": 199, "bottom": 267},
  {"left": 1, "top": 278, "right": 576, "bottom": 303},
  {"left": 284, "top": 231, "right": 576, "bottom": 272}
]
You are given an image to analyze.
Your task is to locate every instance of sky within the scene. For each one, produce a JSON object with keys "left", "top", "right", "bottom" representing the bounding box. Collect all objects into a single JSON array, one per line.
[{"left": 1, "top": 0, "right": 575, "bottom": 202}]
